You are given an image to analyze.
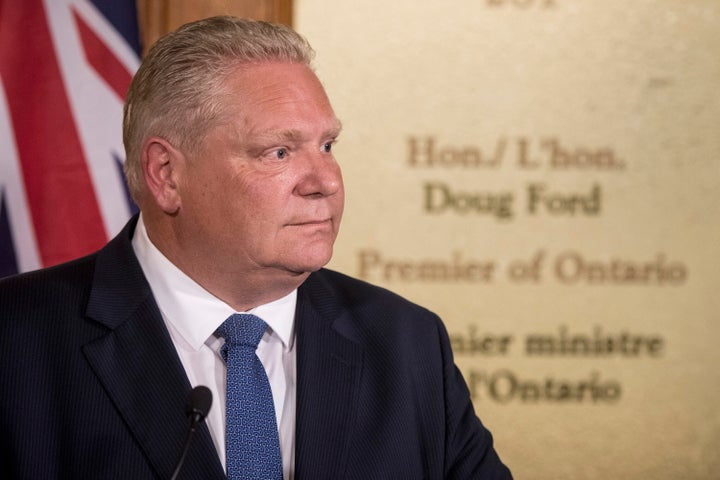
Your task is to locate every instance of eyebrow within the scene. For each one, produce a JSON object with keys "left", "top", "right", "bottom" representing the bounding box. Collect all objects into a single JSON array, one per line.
[
  {"left": 328, "top": 119, "right": 344, "bottom": 138},
  {"left": 256, "top": 119, "right": 343, "bottom": 144}
]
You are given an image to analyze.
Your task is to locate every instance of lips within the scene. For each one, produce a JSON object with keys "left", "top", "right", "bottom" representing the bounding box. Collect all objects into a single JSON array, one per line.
[{"left": 287, "top": 218, "right": 333, "bottom": 227}]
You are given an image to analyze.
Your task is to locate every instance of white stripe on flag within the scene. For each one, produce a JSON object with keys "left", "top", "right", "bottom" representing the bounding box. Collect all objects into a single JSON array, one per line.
[{"left": 0, "top": 82, "right": 42, "bottom": 272}]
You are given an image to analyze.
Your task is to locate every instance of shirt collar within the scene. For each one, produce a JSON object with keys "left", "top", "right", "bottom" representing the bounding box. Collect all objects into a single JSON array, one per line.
[{"left": 131, "top": 214, "right": 296, "bottom": 351}]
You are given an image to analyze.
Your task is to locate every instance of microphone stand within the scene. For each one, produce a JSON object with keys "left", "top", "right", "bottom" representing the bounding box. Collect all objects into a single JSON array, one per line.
[{"left": 170, "top": 386, "right": 212, "bottom": 480}]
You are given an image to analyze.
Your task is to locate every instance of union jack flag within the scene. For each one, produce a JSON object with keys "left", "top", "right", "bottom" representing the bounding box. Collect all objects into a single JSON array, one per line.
[{"left": 0, "top": 0, "right": 141, "bottom": 277}]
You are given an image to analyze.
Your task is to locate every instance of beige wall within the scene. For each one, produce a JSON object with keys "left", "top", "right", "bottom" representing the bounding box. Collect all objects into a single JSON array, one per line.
[{"left": 296, "top": 1, "right": 720, "bottom": 478}]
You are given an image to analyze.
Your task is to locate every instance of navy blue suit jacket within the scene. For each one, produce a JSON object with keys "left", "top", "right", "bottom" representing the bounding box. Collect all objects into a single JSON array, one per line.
[{"left": 0, "top": 218, "right": 511, "bottom": 479}]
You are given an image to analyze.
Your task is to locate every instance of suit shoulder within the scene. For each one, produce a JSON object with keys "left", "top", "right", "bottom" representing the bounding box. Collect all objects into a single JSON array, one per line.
[
  {"left": 310, "top": 268, "right": 428, "bottom": 306},
  {"left": 305, "top": 268, "right": 442, "bottom": 330},
  {"left": 0, "top": 254, "right": 97, "bottom": 316},
  {"left": 0, "top": 253, "right": 96, "bottom": 288}
]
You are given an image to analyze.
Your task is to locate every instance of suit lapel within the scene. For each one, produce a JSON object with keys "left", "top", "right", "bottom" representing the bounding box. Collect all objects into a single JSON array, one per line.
[
  {"left": 81, "top": 219, "right": 225, "bottom": 480},
  {"left": 294, "top": 273, "right": 364, "bottom": 479}
]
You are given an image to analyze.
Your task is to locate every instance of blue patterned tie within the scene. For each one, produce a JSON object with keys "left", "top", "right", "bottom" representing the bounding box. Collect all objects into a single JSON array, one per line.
[{"left": 217, "top": 314, "right": 283, "bottom": 480}]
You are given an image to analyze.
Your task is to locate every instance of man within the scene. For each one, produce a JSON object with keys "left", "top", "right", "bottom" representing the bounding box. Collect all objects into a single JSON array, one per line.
[{"left": 0, "top": 16, "right": 511, "bottom": 480}]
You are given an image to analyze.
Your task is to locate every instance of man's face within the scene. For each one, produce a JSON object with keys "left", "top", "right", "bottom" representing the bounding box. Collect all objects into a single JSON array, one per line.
[{"left": 174, "top": 62, "right": 344, "bottom": 281}]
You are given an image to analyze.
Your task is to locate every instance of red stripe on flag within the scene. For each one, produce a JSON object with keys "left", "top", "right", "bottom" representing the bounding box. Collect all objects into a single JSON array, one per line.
[
  {"left": 0, "top": 0, "right": 107, "bottom": 267},
  {"left": 72, "top": 8, "right": 133, "bottom": 101}
]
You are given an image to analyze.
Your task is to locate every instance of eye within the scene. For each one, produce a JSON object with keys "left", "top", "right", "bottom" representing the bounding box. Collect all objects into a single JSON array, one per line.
[
  {"left": 274, "top": 148, "right": 288, "bottom": 159},
  {"left": 321, "top": 142, "right": 334, "bottom": 153}
]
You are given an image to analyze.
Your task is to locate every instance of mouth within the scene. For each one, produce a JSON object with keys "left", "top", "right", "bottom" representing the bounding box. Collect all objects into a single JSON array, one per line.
[{"left": 286, "top": 218, "right": 333, "bottom": 228}]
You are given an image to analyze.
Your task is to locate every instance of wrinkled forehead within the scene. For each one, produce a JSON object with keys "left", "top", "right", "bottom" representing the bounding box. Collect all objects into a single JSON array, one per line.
[{"left": 213, "top": 62, "right": 341, "bottom": 135}]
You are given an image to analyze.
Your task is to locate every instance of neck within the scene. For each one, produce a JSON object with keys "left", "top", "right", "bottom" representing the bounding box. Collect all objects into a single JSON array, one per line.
[{"left": 191, "top": 268, "right": 308, "bottom": 312}]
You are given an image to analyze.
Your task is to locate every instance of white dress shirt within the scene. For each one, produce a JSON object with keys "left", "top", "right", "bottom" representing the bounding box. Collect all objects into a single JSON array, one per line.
[{"left": 131, "top": 215, "right": 297, "bottom": 479}]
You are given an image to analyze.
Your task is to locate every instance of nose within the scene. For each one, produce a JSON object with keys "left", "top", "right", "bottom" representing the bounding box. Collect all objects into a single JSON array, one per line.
[{"left": 295, "top": 151, "right": 343, "bottom": 199}]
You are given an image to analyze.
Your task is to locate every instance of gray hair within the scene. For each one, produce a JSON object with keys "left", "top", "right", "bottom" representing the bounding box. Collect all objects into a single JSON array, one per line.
[{"left": 122, "top": 16, "right": 315, "bottom": 201}]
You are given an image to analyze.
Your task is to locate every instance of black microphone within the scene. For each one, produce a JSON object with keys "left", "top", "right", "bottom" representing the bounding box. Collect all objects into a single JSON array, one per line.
[{"left": 170, "top": 386, "right": 213, "bottom": 480}]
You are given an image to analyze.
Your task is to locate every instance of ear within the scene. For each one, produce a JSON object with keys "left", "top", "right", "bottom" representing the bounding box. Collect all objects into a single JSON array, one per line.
[{"left": 141, "top": 137, "right": 184, "bottom": 214}]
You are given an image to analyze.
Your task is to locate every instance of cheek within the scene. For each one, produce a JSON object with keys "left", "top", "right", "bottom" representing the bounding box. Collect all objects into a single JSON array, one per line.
[
  {"left": 333, "top": 181, "right": 346, "bottom": 219},
  {"left": 338, "top": 180, "right": 346, "bottom": 206},
  {"left": 182, "top": 164, "right": 228, "bottom": 204},
  {"left": 230, "top": 187, "right": 284, "bottom": 235}
]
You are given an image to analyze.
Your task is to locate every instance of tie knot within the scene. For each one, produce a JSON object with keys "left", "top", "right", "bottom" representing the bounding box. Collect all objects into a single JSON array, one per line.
[{"left": 217, "top": 313, "right": 268, "bottom": 349}]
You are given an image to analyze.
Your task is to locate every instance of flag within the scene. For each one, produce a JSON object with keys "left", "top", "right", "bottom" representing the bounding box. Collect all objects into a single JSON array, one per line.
[{"left": 0, "top": 0, "right": 141, "bottom": 277}]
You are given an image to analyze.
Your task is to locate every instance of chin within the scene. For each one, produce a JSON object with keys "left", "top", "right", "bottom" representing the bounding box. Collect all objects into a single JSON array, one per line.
[{"left": 287, "top": 250, "right": 333, "bottom": 274}]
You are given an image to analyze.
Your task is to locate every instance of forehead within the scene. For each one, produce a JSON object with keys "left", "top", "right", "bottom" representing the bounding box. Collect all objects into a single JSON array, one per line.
[{"left": 219, "top": 62, "right": 339, "bottom": 132}]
